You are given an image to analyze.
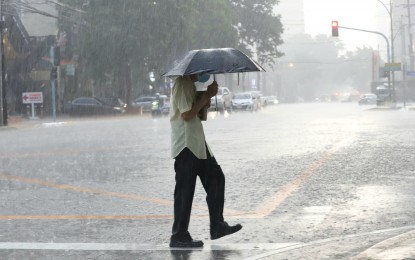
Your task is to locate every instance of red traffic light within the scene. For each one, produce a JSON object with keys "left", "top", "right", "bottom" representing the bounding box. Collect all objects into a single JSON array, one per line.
[{"left": 331, "top": 20, "right": 339, "bottom": 37}]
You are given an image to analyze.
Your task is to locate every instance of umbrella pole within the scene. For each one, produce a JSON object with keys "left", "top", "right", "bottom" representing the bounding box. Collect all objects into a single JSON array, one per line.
[{"left": 214, "top": 75, "right": 218, "bottom": 113}]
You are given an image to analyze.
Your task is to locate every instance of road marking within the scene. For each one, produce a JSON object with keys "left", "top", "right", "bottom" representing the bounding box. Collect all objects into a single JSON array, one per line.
[
  {"left": 0, "top": 215, "right": 177, "bottom": 220},
  {"left": 241, "top": 137, "right": 353, "bottom": 218},
  {"left": 0, "top": 242, "right": 300, "bottom": 251},
  {"left": 0, "top": 144, "right": 153, "bottom": 159},
  {"left": 41, "top": 122, "right": 68, "bottom": 128},
  {"left": 302, "top": 206, "right": 332, "bottom": 225},
  {"left": 245, "top": 225, "right": 415, "bottom": 260},
  {"left": 0, "top": 137, "right": 353, "bottom": 220},
  {"left": 0, "top": 226, "right": 413, "bottom": 254},
  {"left": 0, "top": 172, "right": 244, "bottom": 217},
  {"left": 0, "top": 172, "right": 175, "bottom": 207}
]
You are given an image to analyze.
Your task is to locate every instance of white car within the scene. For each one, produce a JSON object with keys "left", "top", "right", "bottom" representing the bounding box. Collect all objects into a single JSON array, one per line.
[
  {"left": 266, "top": 96, "right": 279, "bottom": 105},
  {"left": 209, "top": 87, "right": 233, "bottom": 113},
  {"left": 358, "top": 93, "right": 377, "bottom": 105},
  {"left": 232, "top": 92, "right": 259, "bottom": 111}
]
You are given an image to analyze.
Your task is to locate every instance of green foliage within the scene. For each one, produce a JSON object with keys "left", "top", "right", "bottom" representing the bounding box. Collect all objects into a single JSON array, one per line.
[
  {"left": 57, "top": 0, "right": 283, "bottom": 100},
  {"left": 231, "top": 0, "right": 284, "bottom": 66}
]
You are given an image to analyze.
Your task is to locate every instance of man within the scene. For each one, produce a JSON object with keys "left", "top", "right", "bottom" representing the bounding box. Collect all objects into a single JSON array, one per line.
[{"left": 169, "top": 74, "right": 242, "bottom": 248}]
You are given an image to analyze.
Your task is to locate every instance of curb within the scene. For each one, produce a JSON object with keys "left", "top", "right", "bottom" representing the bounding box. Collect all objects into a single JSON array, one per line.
[{"left": 352, "top": 230, "right": 415, "bottom": 260}]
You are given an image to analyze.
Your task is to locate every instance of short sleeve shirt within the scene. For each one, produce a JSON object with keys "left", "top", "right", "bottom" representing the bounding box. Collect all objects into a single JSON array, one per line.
[{"left": 170, "top": 76, "right": 213, "bottom": 159}]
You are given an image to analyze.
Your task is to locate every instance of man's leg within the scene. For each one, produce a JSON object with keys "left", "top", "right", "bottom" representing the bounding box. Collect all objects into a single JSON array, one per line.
[
  {"left": 199, "top": 156, "right": 225, "bottom": 226},
  {"left": 170, "top": 148, "right": 203, "bottom": 247},
  {"left": 199, "top": 153, "right": 242, "bottom": 240}
]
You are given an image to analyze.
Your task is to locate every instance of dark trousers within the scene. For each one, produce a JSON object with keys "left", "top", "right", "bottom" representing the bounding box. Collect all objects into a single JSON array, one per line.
[{"left": 172, "top": 147, "right": 225, "bottom": 237}]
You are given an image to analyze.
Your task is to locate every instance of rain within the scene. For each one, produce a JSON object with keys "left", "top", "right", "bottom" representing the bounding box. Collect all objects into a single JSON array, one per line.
[{"left": 1, "top": 0, "right": 415, "bottom": 259}]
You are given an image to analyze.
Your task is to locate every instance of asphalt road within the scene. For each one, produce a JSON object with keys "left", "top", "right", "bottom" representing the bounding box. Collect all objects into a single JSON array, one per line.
[{"left": 0, "top": 102, "right": 414, "bottom": 259}]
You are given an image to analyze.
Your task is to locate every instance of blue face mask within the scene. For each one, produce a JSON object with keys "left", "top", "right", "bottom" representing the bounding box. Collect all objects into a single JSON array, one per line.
[{"left": 198, "top": 73, "right": 210, "bottom": 83}]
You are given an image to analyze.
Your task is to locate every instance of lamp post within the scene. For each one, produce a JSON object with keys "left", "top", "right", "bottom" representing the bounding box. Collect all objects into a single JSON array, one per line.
[
  {"left": 0, "top": 0, "right": 7, "bottom": 126},
  {"left": 0, "top": 0, "right": 3, "bottom": 126},
  {"left": 377, "top": 0, "right": 396, "bottom": 102},
  {"left": 406, "top": 0, "right": 414, "bottom": 71}
]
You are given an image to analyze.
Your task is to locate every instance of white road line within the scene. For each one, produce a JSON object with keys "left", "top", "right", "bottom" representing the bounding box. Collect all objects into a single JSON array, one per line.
[
  {"left": 41, "top": 122, "right": 67, "bottom": 127},
  {"left": 0, "top": 242, "right": 300, "bottom": 251},
  {"left": 302, "top": 206, "right": 332, "bottom": 225},
  {"left": 245, "top": 225, "right": 415, "bottom": 260}
]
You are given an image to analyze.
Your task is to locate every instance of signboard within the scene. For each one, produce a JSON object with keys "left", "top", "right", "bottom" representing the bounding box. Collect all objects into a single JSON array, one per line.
[
  {"left": 384, "top": 62, "right": 401, "bottom": 71},
  {"left": 22, "top": 92, "right": 43, "bottom": 104},
  {"left": 406, "top": 71, "right": 415, "bottom": 77},
  {"left": 65, "top": 64, "right": 75, "bottom": 76}
]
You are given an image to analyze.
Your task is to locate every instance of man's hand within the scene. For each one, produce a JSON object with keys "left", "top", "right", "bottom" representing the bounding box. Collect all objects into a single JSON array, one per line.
[
  {"left": 182, "top": 80, "right": 218, "bottom": 121},
  {"left": 206, "top": 98, "right": 211, "bottom": 108},
  {"left": 206, "top": 81, "right": 218, "bottom": 98}
]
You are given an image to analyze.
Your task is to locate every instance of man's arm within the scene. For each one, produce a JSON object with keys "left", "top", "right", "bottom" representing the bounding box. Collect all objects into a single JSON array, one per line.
[{"left": 182, "top": 81, "right": 218, "bottom": 121}]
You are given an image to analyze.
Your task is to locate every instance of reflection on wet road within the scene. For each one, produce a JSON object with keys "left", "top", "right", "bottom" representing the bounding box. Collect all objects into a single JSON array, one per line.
[{"left": 1, "top": 103, "right": 414, "bottom": 259}]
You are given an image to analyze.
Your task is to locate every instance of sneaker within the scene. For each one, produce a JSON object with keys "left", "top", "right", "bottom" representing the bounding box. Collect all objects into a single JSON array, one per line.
[
  {"left": 169, "top": 232, "right": 204, "bottom": 248},
  {"left": 210, "top": 222, "right": 242, "bottom": 240}
]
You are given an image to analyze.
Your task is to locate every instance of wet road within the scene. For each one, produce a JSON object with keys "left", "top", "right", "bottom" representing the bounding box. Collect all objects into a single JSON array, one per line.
[{"left": 0, "top": 103, "right": 414, "bottom": 259}]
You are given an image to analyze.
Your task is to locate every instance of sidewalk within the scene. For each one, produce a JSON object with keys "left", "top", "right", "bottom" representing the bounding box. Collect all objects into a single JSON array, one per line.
[
  {"left": 352, "top": 230, "right": 415, "bottom": 260},
  {"left": 369, "top": 102, "right": 415, "bottom": 111},
  {"left": 2, "top": 116, "right": 55, "bottom": 129}
]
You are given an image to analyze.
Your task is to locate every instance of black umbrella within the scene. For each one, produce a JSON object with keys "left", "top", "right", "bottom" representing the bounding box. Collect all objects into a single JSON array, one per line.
[
  {"left": 163, "top": 48, "right": 265, "bottom": 116},
  {"left": 163, "top": 48, "right": 265, "bottom": 77}
]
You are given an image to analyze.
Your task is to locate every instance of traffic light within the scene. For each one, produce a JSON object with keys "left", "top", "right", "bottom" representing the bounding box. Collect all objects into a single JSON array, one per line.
[
  {"left": 331, "top": 20, "right": 339, "bottom": 37},
  {"left": 50, "top": 46, "right": 61, "bottom": 67},
  {"left": 50, "top": 67, "right": 58, "bottom": 80},
  {"left": 379, "top": 67, "right": 390, "bottom": 78}
]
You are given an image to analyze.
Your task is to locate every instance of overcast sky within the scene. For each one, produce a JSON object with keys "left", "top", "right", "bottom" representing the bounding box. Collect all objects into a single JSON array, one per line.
[{"left": 303, "top": 0, "right": 390, "bottom": 51}]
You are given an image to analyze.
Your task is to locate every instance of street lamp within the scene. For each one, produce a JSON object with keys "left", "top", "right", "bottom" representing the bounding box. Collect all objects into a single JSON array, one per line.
[
  {"left": 377, "top": 0, "right": 395, "bottom": 61},
  {"left": 377, "top": 0, "right": 396, "bottom": 102}
]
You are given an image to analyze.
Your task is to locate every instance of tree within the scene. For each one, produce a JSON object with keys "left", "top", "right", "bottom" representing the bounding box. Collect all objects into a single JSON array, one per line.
[
  {"left": 340, "top": 47, "right": 373, "bottom": 93},
  {"left": 231, "top": 0, "right": 284, "bottom": 67},
  {"left": 275, "top": 33, "right": 373, "bottom": 102},
  {"left": 57, "top": 0, "right": 284, "bottom": 105}
]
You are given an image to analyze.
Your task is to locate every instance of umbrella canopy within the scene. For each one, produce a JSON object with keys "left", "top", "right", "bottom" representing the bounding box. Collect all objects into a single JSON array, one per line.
[{"left": 163, "top": 48, "right": 265, "bottom": 77}]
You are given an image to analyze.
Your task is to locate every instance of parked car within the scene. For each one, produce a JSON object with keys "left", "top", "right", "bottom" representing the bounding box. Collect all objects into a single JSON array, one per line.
[
  {"left": 101, "top": 97, "right": 127, "bottom": 109},
  {"left": 209, "top": 87, "right": 232, "bottom": 113},
  {"left": 132, "top": 96, "right": 157, "bottom": 112},
  {"left": 376, "top": 86, "right": 392, "bottom": 103},
  {"left": 358, "top": 93, "right": 377, "bottom": 105},
  {"left": 151, "top": 95, "right": 169, "bottom": 117},
  {"left": 266, "top": 96, "right": 279, "bottom": 105},
  {"left": 232, "top": 92, "right": 259, "bottom": 111},
  {"left": 67, "top": 97, "right": 125, "bottom": 116},
  {"left": 251, "top": 91, "right": 266, "bottom": 108}
]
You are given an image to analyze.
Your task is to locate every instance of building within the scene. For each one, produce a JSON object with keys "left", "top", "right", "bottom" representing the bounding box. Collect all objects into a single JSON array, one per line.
[
  {"left": 274, "top": 0, "right": 305, "bottom": 39},
  {"left": 2, "top": 0, "right": 58, "bottom": 117},
  {"left": 374, "top": 0, "right": 415, "bottom": 101}
]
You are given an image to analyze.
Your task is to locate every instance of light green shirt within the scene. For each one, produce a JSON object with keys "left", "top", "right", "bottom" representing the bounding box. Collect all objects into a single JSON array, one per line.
[{"left": 170, "top": 76, "right": 213, "bottom": 159}]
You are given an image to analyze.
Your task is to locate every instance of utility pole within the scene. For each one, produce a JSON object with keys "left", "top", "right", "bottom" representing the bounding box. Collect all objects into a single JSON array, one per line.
[
  {"left": 401, "top": 17, "right": 408, "bottom": 108},
  {"left": 339, "top": 25, "right": 391, "bottom": 98},
  {"left": 0, "top": 0, "right": 6, "bottom": 127},
  {"left": 0, "top": 0, "right": 3, "bottom": 126},
  {"left": 390, "top": 1, "right": 396, "bottom": 102},
  {"left": 376, "top": 0, "right": 395, "bottom": 102},
  {"left": 407, "top": 0, "right": 414, "bottom": 70}
]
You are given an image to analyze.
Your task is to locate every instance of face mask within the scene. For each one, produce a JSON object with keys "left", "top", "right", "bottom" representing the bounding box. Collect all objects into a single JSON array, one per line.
[{"left": 198, "top": 73, "right": 210, "bottom": 83}]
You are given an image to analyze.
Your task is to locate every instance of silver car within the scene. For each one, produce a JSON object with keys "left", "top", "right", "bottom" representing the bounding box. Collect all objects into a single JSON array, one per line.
[
  {"left": 209, "top": 87, "right": 233, "bottom": 113},
  {"left": 132, "top": 96, "right": 157, "bottom": 112},
  {"left": 232, "top": 92, "right": 259, "bottom": 111}
]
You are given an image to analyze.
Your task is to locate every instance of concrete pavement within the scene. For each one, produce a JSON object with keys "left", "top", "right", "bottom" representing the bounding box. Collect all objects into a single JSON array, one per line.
[{"left": 352, "top": 230, "right": 415, "bottom": 260}]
